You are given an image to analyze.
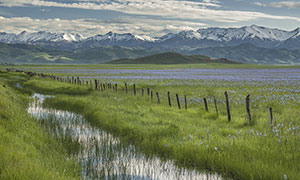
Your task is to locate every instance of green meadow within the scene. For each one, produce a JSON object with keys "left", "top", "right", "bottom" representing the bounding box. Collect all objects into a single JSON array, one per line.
[
  {"left": 0, "top": 72, "right": 80, "bottom": 180},
  {"left": 3, "top": 63, "right": 300, "bottom": 71},
  {"left": 1, "top": 64, "right": 300, "bottom": 180}
]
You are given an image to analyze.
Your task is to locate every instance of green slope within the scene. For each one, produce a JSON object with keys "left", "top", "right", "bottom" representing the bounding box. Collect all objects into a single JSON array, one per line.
[
  {"left": 2, "top": 42, "right": 299, "bottom": 65},
  {"left": 0, "top": 43, "right": 73, "bottom": 64},
  {"left": 191, "top": 43, "right": 300, "bottom": 65},
  {"left": 0, "top": 43, "right": 156, "bottom": 64},
  {"left": 106, "top": 52, "right": 239, "bottom": 64},
  {"left": 66, "top": 46, "right": 154, "bottom": 63}
]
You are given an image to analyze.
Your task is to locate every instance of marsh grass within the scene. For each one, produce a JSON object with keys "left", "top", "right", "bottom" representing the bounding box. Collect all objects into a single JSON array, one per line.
[
  {"left": 24, "top": 77, "right": 93, "bottom": 95},
  {"left": 0, "top": 74, "right": 80, "bottom": 180}
]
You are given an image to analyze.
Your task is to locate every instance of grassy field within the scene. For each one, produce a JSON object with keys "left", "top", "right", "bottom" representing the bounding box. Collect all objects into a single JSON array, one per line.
[
  {"left": 18, "top": 66, "right": 300, "bottom": 180},
  {"left": 0, "top": 72, "right": 80, "bottom": 180},
  {"left": 3, "top": 63, "right": 300, "bottom": 71}
]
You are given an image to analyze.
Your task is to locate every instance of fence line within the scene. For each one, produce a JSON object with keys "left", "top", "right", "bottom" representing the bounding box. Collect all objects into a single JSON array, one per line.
[{"left": 6, "top": 68, "right": 276, "bottom": 127}]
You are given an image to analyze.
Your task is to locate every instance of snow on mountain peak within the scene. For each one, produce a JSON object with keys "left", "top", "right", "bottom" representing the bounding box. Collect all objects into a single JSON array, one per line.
[
  {"left": 157, "top": 33, "right": 177, "bottom": 42},
  {"left": 196, "top": 27, "right": 247, "bottom": 41},
  {"left": 244, "top": 25, "right": 295, "bottom": 41},
  {"left": 2, "top": 31, "right": 84, "bottom": 43},
  {"left": 88, "top": 32, "right": 149, "bottom": 42},
  {"left": 193, "top": 25, "right": 297, "bottom": 42},
  {"left": 134, "top": 34, "right": 156, "bottom": 42},
  {"left": 62, "top": 33, "right": 84, "bottom": 42},
  {"left": 0, "top": 32, "right": 17, "bottom": 43},
  {"left": 178, "top": 30, "right": 202, "bottom": 39},
  {"left": 290, "top": 28, "right": 300, "bottom": 38}
]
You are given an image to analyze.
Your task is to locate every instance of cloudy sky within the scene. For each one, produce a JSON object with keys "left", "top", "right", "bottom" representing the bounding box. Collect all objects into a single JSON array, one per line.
[{"left": 0, "top": 0, "right": 299, "bottom": 37}]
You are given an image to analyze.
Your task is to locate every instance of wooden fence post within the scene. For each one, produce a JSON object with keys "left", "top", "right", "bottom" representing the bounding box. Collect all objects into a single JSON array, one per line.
[
  {"left": 142, "top": 89, "right": 144, "bottom": 96},
  {"left": 176, "top": 94, "right": 181, "bottom": 109},
  {"left": 213, "top": 96, "right": 218, "bottom": 116},
  {"left": 156, "top": 92, "right": 160, "bottom": 104},
  {"left": 125, "top": 83, "right": 127, "bottom": 93},
  {"left": 225, "top": 91, "right": 231, "bottom": 122},
  {"left": 151, "top": 91, "right": 153, "bottom": 101},
  {"left": 147, "top": 88, "right": 150, "bottom": 96},
  {"left": 115, "top": 83, "right": 118, "bottom": 92},
  {"left": 184, "top": 95, "right": 187, "bottom": 110},
  {"left": 246, "top": 94, "right": 251, "bottom": 125},
  {"left": 203, "top": 97, "right": 208, "bottom": 112},
  {"left": 94, "top": 79, "right": 98, "bottom": 90},
  {"left": 270, "top": 107, "right": 273, "bottom": 131},
  {"left": 168, "top": 91, "right": 171, "bottom": 107},
  {"left": 133, "top": 84, "right": 136, "bottom": 95}
]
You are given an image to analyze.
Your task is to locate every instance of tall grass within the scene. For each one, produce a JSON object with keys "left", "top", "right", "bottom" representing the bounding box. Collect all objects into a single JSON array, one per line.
[
  {"left": 0, "top": 73, "right": 80, "bottom": 180},
  {"left": 24, "top": 76, "right": 300, "bottom": 180}
]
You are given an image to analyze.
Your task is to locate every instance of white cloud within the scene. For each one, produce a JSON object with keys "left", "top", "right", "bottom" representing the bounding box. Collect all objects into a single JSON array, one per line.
[
  {"left": 1, "top": 0, "right": 300, "bottom": 22},
  {"left": 0, "top": 16, "right": 207, "bottom": 36},
  {"left": 253, "top": 2, "right": 266, "bottom": 7},
  {"left": 270, "top": 1, "right": 300, "bottom": 8}
]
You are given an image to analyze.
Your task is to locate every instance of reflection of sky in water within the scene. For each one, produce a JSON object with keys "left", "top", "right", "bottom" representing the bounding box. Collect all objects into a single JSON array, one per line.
[
  {"left": 27, "top": 93, "right": 223, "bottom": 180},
  {"left": 29, "top": 68, "right": 300, "bottom": 82}
]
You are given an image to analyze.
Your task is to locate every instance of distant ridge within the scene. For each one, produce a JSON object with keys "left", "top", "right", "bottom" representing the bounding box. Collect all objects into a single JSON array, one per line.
[
  {"left": 189, "top": 43, "right": 300, "bottom": 65},
  {"left": 106, "top": 52, "right": 239, "bottom": 64}
]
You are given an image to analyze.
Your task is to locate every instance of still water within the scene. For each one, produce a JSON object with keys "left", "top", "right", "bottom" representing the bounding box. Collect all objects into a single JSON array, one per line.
[{"left": 27, "top": 93, "right": 223, "bottom": 180}]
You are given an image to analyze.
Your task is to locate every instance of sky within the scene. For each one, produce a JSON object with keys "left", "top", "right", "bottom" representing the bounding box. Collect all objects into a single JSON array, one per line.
[{"left": 0, "top": 0, "right": 299, "bottom": 37}]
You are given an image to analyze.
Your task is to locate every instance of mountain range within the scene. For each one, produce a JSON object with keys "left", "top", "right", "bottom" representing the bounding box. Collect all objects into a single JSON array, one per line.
[{"left": 0, "top": 25, "right": 300, "bottom": 64}]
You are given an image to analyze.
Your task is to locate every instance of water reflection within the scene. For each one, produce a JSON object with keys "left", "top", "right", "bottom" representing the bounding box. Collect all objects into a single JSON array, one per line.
[{"left": 28, "top": 93, "right": 223, "bottom": 180}]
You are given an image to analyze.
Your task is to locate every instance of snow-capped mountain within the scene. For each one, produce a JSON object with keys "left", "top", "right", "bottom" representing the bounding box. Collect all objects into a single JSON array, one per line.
[
  {"left": 80, "top": 32, "right": 155, "bottom": 48},
  {"left": 196, "top": 25, "right": 296, "bottom": 41},
  {"left": 0, "top": 32, "right": 17, "bottom": 43},
  {"left": 291, "top": 28, "right": 300, "bottom": 38},
  {"left": 155, "top": 25, "right": 300, "bottom": 49},
  {"left": 278, "top": 28, "right": 300, "bottom": 49},
  {"left": 157, "top": 25, "right": 297, "bottom": 42},
  {"left": 86, "top": 31, "right": 155, "bottom": 42},
  {"left": 0, "top": 25, "right": 299, "bottom": 50},
  {"left": 0, "top": 31, "right": 84, "bottom": 44}
]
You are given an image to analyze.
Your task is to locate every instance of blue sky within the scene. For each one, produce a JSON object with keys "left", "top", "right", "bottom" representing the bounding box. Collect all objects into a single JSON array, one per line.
[{"left": 0, "top": 0, "right": 299, "bottom": 37}]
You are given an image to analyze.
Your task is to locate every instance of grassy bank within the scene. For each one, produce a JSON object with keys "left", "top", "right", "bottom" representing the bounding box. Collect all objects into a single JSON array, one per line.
[
  {"left": 0, "top": 73, "right": 80, "bottom": 180},
  {"left": 23, "top": 76, "right": 300, "bottom": 180}
]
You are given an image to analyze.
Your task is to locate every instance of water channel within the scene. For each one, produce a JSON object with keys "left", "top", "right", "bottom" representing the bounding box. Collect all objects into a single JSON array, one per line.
[{"left": 27, "top": 93, "right": 223, "bottom": 180}]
